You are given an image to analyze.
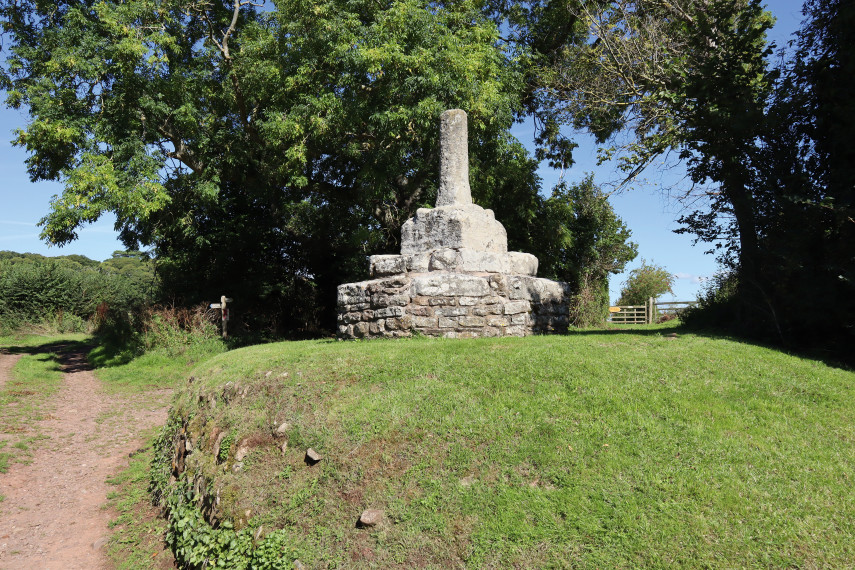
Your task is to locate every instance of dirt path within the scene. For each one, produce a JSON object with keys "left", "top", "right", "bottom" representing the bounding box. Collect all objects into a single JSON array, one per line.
[
  {"left": 0, "top": 350, "right": 171, "bottom": 569},
  {"left": 0, "top": 353, "right": 22, "bottom": 390}
]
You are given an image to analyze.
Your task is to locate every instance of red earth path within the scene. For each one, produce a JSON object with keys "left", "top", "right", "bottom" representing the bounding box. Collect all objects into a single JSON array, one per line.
[{"left": 0, "top": 349, "right": 171, "bottom": 569}]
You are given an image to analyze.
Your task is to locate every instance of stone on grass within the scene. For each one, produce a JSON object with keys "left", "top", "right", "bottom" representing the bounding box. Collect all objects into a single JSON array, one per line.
[
  {"left": 358, "top": 509, "right": 383, "bottom": 528},
  {"left": 305, "top": 448, "right": 322, "bottom": 465},
  {"left": 235, "top": 442, "right": 250, "bottom": 462}
]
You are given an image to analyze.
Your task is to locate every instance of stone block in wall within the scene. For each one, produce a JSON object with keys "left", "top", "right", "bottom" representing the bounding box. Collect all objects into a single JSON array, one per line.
[
  {"left": 371, "top": 294, "right": 410, "bottom": 308},
  {"left": 459, "top": 316, "right": 486, "bottom": 327},
  {"left": 412, "top": 315, "right": 438, "bottom": 328},
  {"left": 375, "top": 306, "right": 404, "bottom": 318},
  {"left": 506, "top": 252, "right": 539, "bottom": 276},
  {"left": 435, "top": 307, "right": 468, "bottom": 317},
  {"left": 428, "top": 248, "right": 462, "bottom": 271},
  {"left": 473, "top": 305, "right": 503, "bottom": 316},
  {"left": 407, "top": 253, "right": 431, "bottom": 273},
  {"left": 369, "top": 275, "right": 411, "bottom": 292},
  {"left": 342, "top": 312, "right": 362, "bottom": 324},
  {"left": 485, "top": 315, "right": 511, "bottom": 327},
  {"left": 353, "top": 322, "right": 370, "bottom": 337},
  {"left": 337, "top": 286, "right": 370, "bottom": 307},
  {"left": 412, "top": 274, "right": 492, "bottom": 297},
  {"left": 369, "top": 255, "right": 408, "bottom": 277},
  {"left": 385, "top": 316, "right": 413, "bottom": 330},
  {"left": 510, "top": 313, "right": 529, "bottom": 325},
  {"left": 503, "top": 300, "right": 530, "bottom": 315}
]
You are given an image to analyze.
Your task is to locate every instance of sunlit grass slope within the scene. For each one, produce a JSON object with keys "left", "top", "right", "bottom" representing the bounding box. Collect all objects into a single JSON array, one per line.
[{"left": 166, "top": 324, "right": 854, "bottom": 568}]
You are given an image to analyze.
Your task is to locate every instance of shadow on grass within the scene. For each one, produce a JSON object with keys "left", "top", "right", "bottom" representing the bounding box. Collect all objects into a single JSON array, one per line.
[{"left": 567, "top": 321, "right": 853, "bottom": 371}]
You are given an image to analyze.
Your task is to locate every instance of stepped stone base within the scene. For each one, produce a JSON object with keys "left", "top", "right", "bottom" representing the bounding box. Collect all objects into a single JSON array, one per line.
[
  {"left": 370, "top": 248, "right": 538, "bottom": 277},
  {"left": 336, "top": 272, "right": 571, "bottom": 339},
  {"left": 401, "top": 204, "right": 508, "bottom": 254}
]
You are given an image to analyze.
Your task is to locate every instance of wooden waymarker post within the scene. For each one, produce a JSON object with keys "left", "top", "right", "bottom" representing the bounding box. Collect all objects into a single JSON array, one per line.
[{"left": 210, "top": 295, "right": 233, "bottom": 339}]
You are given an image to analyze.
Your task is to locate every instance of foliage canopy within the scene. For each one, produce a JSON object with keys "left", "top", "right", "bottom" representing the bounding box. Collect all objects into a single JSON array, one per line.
[
  {"left": 616, "top": 259, "right": 674, "bottom": 306},
  {"left": 0, "top": 250, "right": 156, "bottom": 332},
  {"left": 1, "top": 0, "right": 639, "bottom": 331}
]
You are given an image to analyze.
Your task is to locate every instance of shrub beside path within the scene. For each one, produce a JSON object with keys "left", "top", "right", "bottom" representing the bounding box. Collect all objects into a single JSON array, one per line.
[{"left": 0, "top": 349, "right": 170, "bottom": 569}]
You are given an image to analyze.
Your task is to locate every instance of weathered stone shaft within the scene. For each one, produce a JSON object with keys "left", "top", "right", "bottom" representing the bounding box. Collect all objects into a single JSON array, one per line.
[{"left": 436, "top": 109, "right": 472, "bottom": 207}]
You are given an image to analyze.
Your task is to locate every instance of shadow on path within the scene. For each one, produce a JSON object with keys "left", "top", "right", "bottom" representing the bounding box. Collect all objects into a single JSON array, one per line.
[{"left": 0, "top": 340, "right": 94, "bottom": 372}]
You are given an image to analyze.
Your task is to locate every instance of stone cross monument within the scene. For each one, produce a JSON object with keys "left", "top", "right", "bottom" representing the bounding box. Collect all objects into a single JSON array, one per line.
[
  {"left": 336, "top": 109, "right": 571, "bottom": 339},
  {"left": 437, "top": 109, "right": 472, "bottom": 207},
  {"left": 398, "top": 110, "right": 517, "bottom": 259}
]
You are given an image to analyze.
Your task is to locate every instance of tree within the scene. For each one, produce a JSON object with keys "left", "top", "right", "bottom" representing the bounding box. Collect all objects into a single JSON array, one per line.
[
  {"left": 532, "top": 176, "right": 638, "bottom": 326},
  {"left": 0, "top": 0, "right": 543, "bottom": 331},
  {"left": 540, "top": 0, "right": 853, "bottom": 354},
  {"left": 543, "top": 1, "right": 774, "bottom": 258},
  {"left": 716, "top": 0, "right": 855, "bottom": 350},
  {"left": 615, "top": 260, "right": 674, "bottom": 306}
]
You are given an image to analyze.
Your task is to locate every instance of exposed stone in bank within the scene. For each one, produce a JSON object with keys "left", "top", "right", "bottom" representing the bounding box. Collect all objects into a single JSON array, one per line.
[{"left": 336, "top": 109, "right": 572, "bottom": 339}]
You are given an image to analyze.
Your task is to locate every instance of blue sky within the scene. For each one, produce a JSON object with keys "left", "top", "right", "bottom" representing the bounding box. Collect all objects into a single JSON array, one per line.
[{"left": 0, "top": 0, "right": 805, "bottom": 302}]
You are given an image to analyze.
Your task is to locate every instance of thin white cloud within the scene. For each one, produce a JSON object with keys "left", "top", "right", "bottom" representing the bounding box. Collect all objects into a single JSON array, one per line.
[
  {"left": 0, "top": 232, "right": 39, "bottom": 241},
  {"left": 674, "top": 272, "right": 707, "bottom": 284},
  {"left": 0, "top": 220, "right": 37, "bottom": 227}
]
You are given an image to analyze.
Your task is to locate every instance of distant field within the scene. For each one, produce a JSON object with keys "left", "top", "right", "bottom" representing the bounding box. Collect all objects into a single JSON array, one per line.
[{"left": 152, "top": 323, "right": 854, "bottom": 568}]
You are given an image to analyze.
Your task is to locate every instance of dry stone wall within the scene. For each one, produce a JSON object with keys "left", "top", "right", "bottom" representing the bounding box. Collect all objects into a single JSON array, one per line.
[{"left": 337, "top": 272, "right": 571, "bottom": 339}]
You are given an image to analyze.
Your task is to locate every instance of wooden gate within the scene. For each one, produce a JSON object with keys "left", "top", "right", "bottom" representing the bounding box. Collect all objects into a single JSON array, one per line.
[{"left": 609, "top": 299, "right": 697, "bottom": 324}]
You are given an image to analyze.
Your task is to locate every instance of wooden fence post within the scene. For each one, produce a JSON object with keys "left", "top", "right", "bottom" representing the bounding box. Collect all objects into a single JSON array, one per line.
[{"left": 648, "top": 297, "right": 654, "bottom": 325}]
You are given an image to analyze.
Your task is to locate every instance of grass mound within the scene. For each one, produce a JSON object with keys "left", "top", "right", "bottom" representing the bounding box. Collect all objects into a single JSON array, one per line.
[{"left": 154, "top": 324, "right": 854, "bottom": 568}]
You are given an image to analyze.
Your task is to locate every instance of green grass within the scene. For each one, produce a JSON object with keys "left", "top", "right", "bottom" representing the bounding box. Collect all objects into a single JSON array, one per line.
[
  {"left": 105, "top": 438, "right": 174, "bottom": 569},
  {"left": 0, "top": 340, "right": 71, "bottom": 469},
  {"left": 0, "top": 441, "right": 9, "bottom": 474},
  {"left": 0, "top": 332, "right": 89, "bottom": 350},
  {"left": 91, "top": 338, "right": 227, "bottom": 395},
  {"left": 156, "top": 323, "right": 854, "bottom": 568}
]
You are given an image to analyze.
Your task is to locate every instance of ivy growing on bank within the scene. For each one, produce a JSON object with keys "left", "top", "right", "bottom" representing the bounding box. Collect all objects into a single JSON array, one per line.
[{"left": 151, "top": 414, "right": 300, "bottom": 569}]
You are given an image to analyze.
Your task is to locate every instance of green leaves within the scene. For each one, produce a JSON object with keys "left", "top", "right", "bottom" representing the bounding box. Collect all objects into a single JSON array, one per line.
[
  {"left": 616, "top": 259, "right": 674, "bottom": 306},
  {"left": 0, "top": 0, "right": 606, "bottom": 330}
]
